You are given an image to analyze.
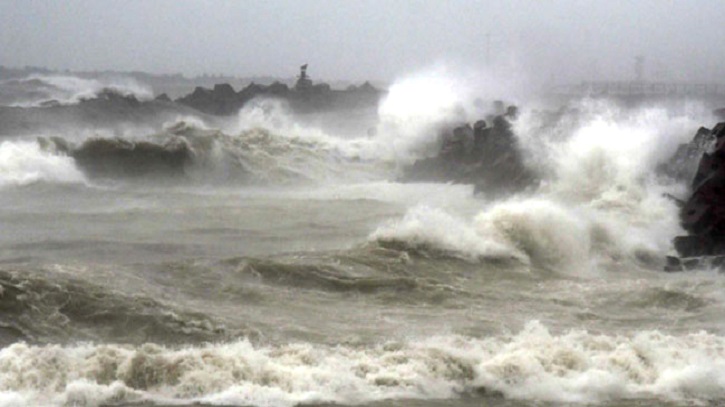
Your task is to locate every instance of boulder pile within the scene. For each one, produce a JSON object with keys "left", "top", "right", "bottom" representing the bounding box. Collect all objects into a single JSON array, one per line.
[
  {"left": 175, "top": 82, "right": 290, "bottom": 115},
  {"left": 402, "top": 106, "right": 537, "bottom": 195},
  {"left": 174, "top": 68, "right": 383, "bottom": 116},
  {"left": 667, "top": 122, "right": 725, "bottom": 271}
]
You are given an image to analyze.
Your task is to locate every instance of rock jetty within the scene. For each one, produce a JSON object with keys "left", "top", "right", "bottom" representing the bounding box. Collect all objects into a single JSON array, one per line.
[
  {"left": 175, "top": 65, "right": 383, "bottom": 115},
  {"left": 402, "top": 105, "right": 537, "bottom": 195},
  {"left": 666, "top": 122, "right": 725, "bottom": 271}
]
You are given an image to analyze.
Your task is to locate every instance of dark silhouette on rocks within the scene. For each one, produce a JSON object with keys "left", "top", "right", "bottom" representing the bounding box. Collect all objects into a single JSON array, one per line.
[{"left": 174, "top": 65, "right": 383, "bottom": 116}]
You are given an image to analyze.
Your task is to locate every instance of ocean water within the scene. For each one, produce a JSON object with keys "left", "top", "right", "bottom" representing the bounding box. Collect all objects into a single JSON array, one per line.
[{"left": 0, "top": 75, "right": 724, "bottom": 407}]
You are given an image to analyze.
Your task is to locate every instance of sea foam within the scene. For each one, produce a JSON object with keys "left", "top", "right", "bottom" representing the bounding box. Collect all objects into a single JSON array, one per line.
[
  {"left": 370, "top": 99, "right": 703, "bottom": 274},
  {"left": 0, "top": 141, "right": 86, "bottom": 188},
  {"left": 2, "top": 323, "right": 725, "bottom": 406}
]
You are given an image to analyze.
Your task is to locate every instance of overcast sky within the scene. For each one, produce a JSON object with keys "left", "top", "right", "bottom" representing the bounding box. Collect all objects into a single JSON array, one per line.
[{"left": 2, "top": 0, "right": 724, "bottom": 85}]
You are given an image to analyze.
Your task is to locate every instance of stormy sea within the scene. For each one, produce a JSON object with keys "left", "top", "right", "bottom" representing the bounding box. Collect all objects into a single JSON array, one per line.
[{"left": 1, "top": 73, "right": 725, "bottom": 407}]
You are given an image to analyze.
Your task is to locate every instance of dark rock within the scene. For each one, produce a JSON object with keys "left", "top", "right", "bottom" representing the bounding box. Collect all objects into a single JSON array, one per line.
[
  {"left": 692, "top": 153, "right": 716, "bottom": 187},
  {"left": 674, "top": 235, "right": 715, "bottom": 258},
  {"left": 665, "top": 255, "right": 725, "bottom": 272},
  {"left": 714, "top": 122, "right": 725, "bottom": 138},
  {"left": 472, "top": 120, "right": 489, "bottom": 154},
  {"left": 0, "top": 88, "right": 209, "bottom": 138},
  {"left": 312, "top": 83, "right": 331, "bottom": 93},
  {"left": 190, "top": 86, "right": 210, "bottom": 98},
  {"left": 267, "top": 81, "right": 289, "bottom": 96},
  {"left": 668, "top": 257, "right": 704, "bottom": 272},
  {"left": 680, "top": 198, "right": 716, "bottom": 236},
  {"left": 358, "top": 81, "right": 378, "bottom": 93},
  {"left": 660, "top": 126, "right": 714, "bottom": 184},
  {"left": 175, "top": 84, "right": 243, "bottom": 115},
  {"left": 441, "top": 124, "right": 474, "bottom": 159},
  {"left": 238, "top": 82, "right": 263, "bottom": 97},
  {"left": 154, "top": 93, "right": 171, "bottom": 102},
  {"left": 664, "top": 255, "right": 685, "bottom": 272},
  {"left": 401, "top": 107, "right": 537, "bottom": 196},
  {"left": 667, "top": 122, "right": 725, "bottom": 271},
  {"left": 212, "top": 83, "right": 236, "bottom": 99},
  {"left": 174, "top": 65, "right": 384, "bottom": 116}
]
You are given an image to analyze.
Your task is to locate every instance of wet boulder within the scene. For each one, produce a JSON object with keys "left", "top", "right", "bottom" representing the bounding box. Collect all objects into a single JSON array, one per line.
[
  {"left": 659, "top": 126, "right": 715, "bottom": 184},
  {"left": 172, "top": 66, "right": 384, "bottom": 116},
  {"left": 154, "top": 93, "right": 171, "bottom": 102},
  {"left": 401, "top": 106, "right": 537, "bottom": 196},
  {"left": 267, "top": 81, "right": 290, "bottom": 96},
  {"left": 213, "top": 83, "right": 236, "bottom": 99},
  {"left": 667, "top": 122, "right": 725, "bottom": 271},
  {"left": 176, "top": 84, "right": 245, "bottom": 115}
]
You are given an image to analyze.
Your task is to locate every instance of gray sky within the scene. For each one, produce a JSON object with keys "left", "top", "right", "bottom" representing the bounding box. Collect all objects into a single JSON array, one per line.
[{"left": 2, "top": 0, "right": 725, "bottom": 84}]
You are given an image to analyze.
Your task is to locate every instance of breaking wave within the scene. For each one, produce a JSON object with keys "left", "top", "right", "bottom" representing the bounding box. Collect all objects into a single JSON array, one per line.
[
  {"left": 371, "top": 205, "right": 520, "bottom": 263},
  {"left": 370, "top": 100, "right": 707, "bottom": 274},
  {"left": 29, "top": 119, "right": 390, "bottom": 185},
  {"left": 0, "top": 140, "right": 86, "bottom": 188},
  {"left": 374, "top": 68, "right": 471, "bottom": 162},
  {"left": 3, "top": 322, "right": 725, "bottom": 406}
]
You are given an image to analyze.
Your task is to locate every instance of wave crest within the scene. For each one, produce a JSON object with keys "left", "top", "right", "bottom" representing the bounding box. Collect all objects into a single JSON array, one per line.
[
  {"left": 3, "top": 322, "right": 725, "bottom": 406},
  {"left": 370, "top": 205, "right": 519, "bottom": 263},
  {"left": 0, "top": 141, "right": 86, "bottom": 188}
]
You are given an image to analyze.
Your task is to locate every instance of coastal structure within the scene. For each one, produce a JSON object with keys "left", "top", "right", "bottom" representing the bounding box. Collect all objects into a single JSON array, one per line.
[
  {"left": 174, "top": 64, "right": 383, "bottom": 115},
  {"left": 294, "top": 64, "right": 313, "bottom": 91}
]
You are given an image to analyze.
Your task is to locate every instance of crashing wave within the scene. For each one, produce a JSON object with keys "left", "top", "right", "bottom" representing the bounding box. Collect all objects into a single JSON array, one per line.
[
  {"left": 2, "top": 322, "right": 725, "bottom": 406},
  {"left": 0, "top": 140, "right": 86, "bottom": 188},
  {"left": 371, "top": 100, "right": 706, "bottom": 274},
  {"left": 32, "top": 120, "right": 386, "bottom": 185}
]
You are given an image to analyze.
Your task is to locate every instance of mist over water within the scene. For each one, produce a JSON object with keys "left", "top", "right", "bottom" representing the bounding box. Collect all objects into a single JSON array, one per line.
[
  {"left": 0, "top": 75, "right": 153, "bottom": 107},
  {"left": 1, "top": 65, "right": 725, "bottom": 407}
]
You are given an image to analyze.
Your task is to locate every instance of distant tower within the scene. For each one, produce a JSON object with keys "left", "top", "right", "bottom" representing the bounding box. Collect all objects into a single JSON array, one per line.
[
  {"left": 635, "top": 55, "right": 645, "bottom": 82},
  {"left": 295, "top": 64, "right": 313, "bottom": 91}
]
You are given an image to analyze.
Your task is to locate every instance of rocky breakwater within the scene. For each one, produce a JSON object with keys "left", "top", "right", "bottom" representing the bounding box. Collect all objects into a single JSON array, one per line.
[
  {"left": 175, "top": 79, "right": 383, "bottom": 116},
  {"left": 0, "top": 88, "right": 208, "bottom": 137},
  {"left": 402, "top": 106, "right": 537, "bottom": 196},
  {"left": 666, "top": 122, "right": 725, "bottom": 271},
  {"left": 175, "top": 82, "right": 291, "bottom": 115}
]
